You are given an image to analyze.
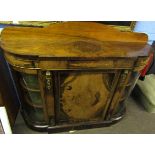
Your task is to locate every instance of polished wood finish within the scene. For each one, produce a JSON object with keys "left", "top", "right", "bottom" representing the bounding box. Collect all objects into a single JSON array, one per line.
[
  {"left": 60, "top": 72, "right": 110, "bottom": 120},
  {"left": 0, "top": 22, "right": 152, "bottom": 132},
  {"left": 1, "top": 22, "right": 150, "bottom": 58}
]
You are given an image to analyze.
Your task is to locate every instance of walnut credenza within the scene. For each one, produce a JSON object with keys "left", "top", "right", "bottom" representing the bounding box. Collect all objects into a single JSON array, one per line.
[{"left": 0, "top": 22, "right": 152, "bottom": 133}]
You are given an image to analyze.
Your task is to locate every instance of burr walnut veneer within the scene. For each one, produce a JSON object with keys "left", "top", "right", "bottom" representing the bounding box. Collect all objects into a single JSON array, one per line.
[{"left": 0, "top": 22, "right": 152, "bottom": 133}]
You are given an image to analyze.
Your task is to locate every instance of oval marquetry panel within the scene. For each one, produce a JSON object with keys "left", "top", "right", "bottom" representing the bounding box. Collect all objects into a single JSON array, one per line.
[{"left": 60, "top": 72, "right": 112, "bottom": 120}]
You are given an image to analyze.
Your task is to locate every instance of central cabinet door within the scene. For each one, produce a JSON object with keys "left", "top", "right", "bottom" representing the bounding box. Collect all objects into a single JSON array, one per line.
[{"left": 55, "top": 70, "right": 118, "bottom": 124}]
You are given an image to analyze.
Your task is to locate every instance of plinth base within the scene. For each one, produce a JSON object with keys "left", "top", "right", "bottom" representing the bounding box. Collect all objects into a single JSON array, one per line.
[{"left": 21, "top": 106, "right": 126, "bottom": 133}]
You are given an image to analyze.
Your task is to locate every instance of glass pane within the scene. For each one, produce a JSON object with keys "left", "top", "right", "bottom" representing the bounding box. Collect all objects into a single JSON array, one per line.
[
  {"left": 20, "top": 73, "right": 45, "bottom": 123},
  {"left": 23, "top": 103, "right": 45, "bottom": 123},
  {"left": 27, "top": 91, "right": 42, "bottom": 105},
  {"left": 21, "top": 73, "right": 39, "bottom": 89}
]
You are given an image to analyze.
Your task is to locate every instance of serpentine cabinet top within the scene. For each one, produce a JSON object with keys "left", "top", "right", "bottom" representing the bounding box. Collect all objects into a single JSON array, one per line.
[{"left": 0, "top": 22, "right": 152, "bottom": 59}]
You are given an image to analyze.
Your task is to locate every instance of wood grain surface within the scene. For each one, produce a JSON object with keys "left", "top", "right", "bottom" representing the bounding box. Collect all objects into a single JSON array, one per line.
[
  {"left": 0, "top": 22, "right": 152, "bottom": 132},
  {"left": 0, "top": 22, "right": 151, "bottom": 58},
  {"left": 60, "top": 72, "right": 112, "bottom": 120}
]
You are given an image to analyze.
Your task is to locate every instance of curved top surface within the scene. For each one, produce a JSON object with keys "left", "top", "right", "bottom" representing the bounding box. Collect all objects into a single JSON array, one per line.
[{"left": 0, "top": 22, "right": 151, "bottom": 58}]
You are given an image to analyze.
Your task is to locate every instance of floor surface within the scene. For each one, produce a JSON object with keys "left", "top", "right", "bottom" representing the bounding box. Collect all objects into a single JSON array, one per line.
[{"left": 13, "top": 96, "right": 155, "bottom": 134}]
